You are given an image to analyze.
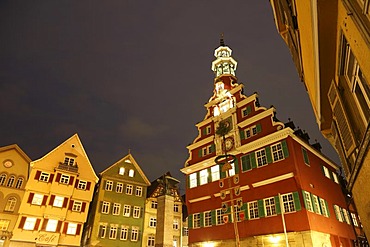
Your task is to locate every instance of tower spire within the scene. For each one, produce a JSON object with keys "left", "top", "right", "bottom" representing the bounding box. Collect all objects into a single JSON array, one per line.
[{"left": 220, "top": 32, "right": 225, "bottom": 46}]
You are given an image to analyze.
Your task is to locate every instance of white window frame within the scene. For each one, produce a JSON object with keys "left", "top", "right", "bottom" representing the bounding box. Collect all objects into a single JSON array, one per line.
[
  {"left": 281, "top": 193, "right": 295, "bottom": 213},
  {"left": 323, "top": 166, "right": 331, "bottom": 179},
  {"left": 123, "top": 205, "right": 131, "bottom": 217},
  {"left": 174, "top": 204, "right": 179, "bottom": 212},
  {"left": 320, "top": 198, "right": 329, "bottom": 217},
  {"left": 109, "top": 225, "right": 118, "bottom": 239},
  {"left": 102, "top": 201, "right": 110, "bottom": 214},
  {"left": 151, "top": 201, "right": 157, "bottom": 209},
  {"left": 147, "top": 235, "right": 155, "bottom": 247},
  {"left": 60, "top": 174, "right": 70, "bottom": 184},
  {"left": 351, "top": 212, "right": 359, "bottom": 226},
  {"left": 135, "top": 186, "right": 143, "bottom": 197},
  {"left": 271, "top": 143, "right": 284, "bottom": 162},
  {"left": 39, "top": 172, "right": 50, "bottom": 182},
  {"left": 199, "top": 169, "right": 208, "bottom": 185},
  {"left": 248, "top": 201, "right": 259, "bottom": 219},
  {"left": 133, "top": 206, "right": 140, "bottom": 218},
  {"left": 256, "top": 149, "right": 268, "bottom": 167},
  {"left": 131, "top": 227, "right": 139, "bottom": 241},
  {"left": 105, "top": 180, "right": 113, "bottom": 191},
  {"left": 216, "top": 209, "right": 223, "bottom": 225},
  {"left": 0, "top": 220, "right": 10, "bottom": 231},
  {"left": 126, "top": 184, "right": 133, "bottom": 195},
  {"left": 264, "top": 197, "right": 276, "bottom": 216},
  {"left": 193, "top": 213, "right": 201, "bottom": 228},
  {"left": 119, "top": 167, "right": 125, "bottom": 175},
  {"left": 304, "top": 191, "right": 313, "bottom": 212},
  {"left": 149, "top": 217, "right": 156, "bottom": 227},
  {"left": 67, "top": 223, "right": 77, "bottom": 235},
  {"left": 5, "top": 197, "right": 17, "bottom": 211},
  {"left": 53, "top": 196, "right": 64, "bottom": 208},
  {"left": 120, "top": 226, "right": 128, "bottom": 240},
  {"left": 312, "top": 195, "right": 321, "bottom": 214},
  {"left": 23, "top": 217, "right": 37, "bottom": 230},
  {"left": 77, "top": 180, "right": 87, "bottom": 190},
  {"left": 204, "top": 211, "right": 212, "bottom": 227},
  {"left": 112, "top": 203, "right": 121, "bottom": 215},
  {"left": 211, "top": 165, "right": 220, "bottom": 181},
  {"left": 72, "top": 201, "right": 83, "bottom": 212},
  {"left": 189, "top": 173, "right": 197, "bottom": 188},
  {"left": 45, "top": 219, "right": 58, "bottom": 232},
  {"left": 116, "top": 182, "right": 123, "bottom": 193},
  {"left": 173, "top": 219, "right": 179, "bottom": 230},
  {"left": 99, "top": 224, "right": 107, "bottom": 238},
  {"left": 332, "top": 172, "right": 339, "bottom": 184}
]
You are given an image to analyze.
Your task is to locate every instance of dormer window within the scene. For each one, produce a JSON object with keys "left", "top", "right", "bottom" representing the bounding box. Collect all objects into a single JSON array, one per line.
[{"left": 64, "top": 157, "right": 75, "bottom": 166}]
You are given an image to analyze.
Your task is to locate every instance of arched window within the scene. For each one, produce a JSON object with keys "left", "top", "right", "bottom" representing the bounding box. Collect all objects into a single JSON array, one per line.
[
  {"left": 5, "top": 197, "right": 17, "bottom": 212},
  {"left": 6, "top": 175, "right": 15, "bottom": 187},
  {"left": 119, "top": 167, "right": 125, "bottom": 175},
  {"left": 15, "top": 177, "right": 24, "bottom": 189},
  {"left": 129, "top": 169, "right": 135, "bottom": 177},
  {"left": 0, "top": 173, "right": 7, "bottom": 186}
]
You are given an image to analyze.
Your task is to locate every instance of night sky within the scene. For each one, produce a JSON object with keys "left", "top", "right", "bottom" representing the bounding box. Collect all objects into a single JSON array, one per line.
[{"left": 0, "top": 1, "right": 339, "bottom": 193}]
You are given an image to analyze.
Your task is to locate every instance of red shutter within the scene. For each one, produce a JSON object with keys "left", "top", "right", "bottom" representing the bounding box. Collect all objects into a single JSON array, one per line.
[
  {"left": 49, "top": 195, "right": 55, "bottom": 206},
  {"left": 63, "top": 197, "right": 69, "bottom": 208},
  {"left": 34, "top": 219, "right": 41, "bottom": 230},
  {"left": 56, "top": 221, "right": 62, "bottom": 232},
  {"left": 62, "top": 222, "right": 68, "bottom": 234},
  {"left": 81, "top": 202, "right": 86, "bottom": 212},
  {"left": 75, "top": 179, "right": 79, "bottom": 188},
  {"left": 68, "top": 200, "right": 74, "bottom": 210},
  {"left": 27, "top": 193, "right": 35, "bottom": 204},
  {"left": 42, "top": 195, "right": 48, "bottom": 206},
  {"left": 49, "top": 174, "right": 54, "bottom": 183},
  {"left": 41, "top": 219, "right": 48, "bottom": 231},
  {"left": 56, "top": 173, "right": 61, "bottom": 183},
  {"left": 86, "top": 182, "right": 91, "bottom": 191},
  {"left": 18, "top": 217, "right": 26, "bottom": 229},
  {"left": 76, "top": 224, "right": 82, "bottom": 235},
  {"left": 69, "top": 176, "right": 74, "bottom": 186},
  {"left": 35, "top": 170, "right": 41, "bottom": 180}
]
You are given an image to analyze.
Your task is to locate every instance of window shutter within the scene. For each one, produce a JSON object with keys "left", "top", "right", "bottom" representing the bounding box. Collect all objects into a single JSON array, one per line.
[
  {"left": 63, "top": 222, "right": 68, "bottom": 234},
  {"left": 69, "top": 200, "right": 74, "bottom": 210},
  {"left": 258, "top": 200, "right": 265, "bottom": 217},
  {"left": 207, "top": 168, "right": 212, "bottom": 183},
  {"left": 302, "top": 190, "right": 308, "bottom": 209},
  {"left": 56, "top": 173, "right": 61, "bottom": 183},
  {"left": 82, "top": 202, "right": 86, "bottom": 213},
  {"left": 256, "top": 123, "right": 262, "bottom": 133},
  {"left": 211, "top": 144, "right": 215, "bottom": 153},
  {"left": 198, "top": 149, "right": 202, "bottom": 158},
  {"left": 34, "top": 219, "right": 41, "bottom": 230},
  {"left": 302, "top": 148, "right": 309, "bottom": 164},
  {"left": 242, "top": 203, "right": 249, "bottom": 220},
  {"left": 188, "top": 215, "right": 193, "bottom": 229},
  {"left": 86, "top": 182, "right": 91, "bottom": 190},
  {"left": 56, "top": 221, "right": 62, "bottom": 232},
  {"left": 325, "top": 200, "right": 330, "bottom": 217},
  {"left": 240, "top": 130, "right": 245, "bottom": 140},
  {"left": 69, "top": 176, "right": 74, "bottom": 186},
  {"left": 202, "top": 128, "right": 206, "bottom": 136},
  {"left": 281, "top": 140, "right": 289, "bottom": 158},
  {"left": 200, "top": 212, "right": 204, "bottom": 227},
  {"left": 76, "top": 224, "right": 82, "bottom": 235},
  {"left": 211, "top": 210, "right": 216, "bottom": 225},
  {"left": 18, "top": 216, "right": 26, "bottom": 229},
  {"left": 234, "top": 158, "right": 239, "bottom": 174},
  {"left": 41, "top": 219, "right": 48, "bottom": 231},
  {"left": 310, "top": 194, "right": 318, "bottom": 213},
  {"left": 75, "top": 179, "right": 79, "bottom": 188},
  {"left": 247, "top": 105, "right": 252, "bottom": 115},
  {"left": 35, "top": 170, "right": 41, "bottom": 180},
  {"left": 220, "top": 166, "right": 226, "bottom": 179},
  {"left": 197, "top": 172, "right": 200, "bottom": 186},
  {"left": 42, "top": 195, "right": 48, "bottom": 206},
  {"left": 27, "top": 193, "right": 34, "bottom": 204},
  {"left": 49, "top": 174, "right": 54, "bottom": 183},
  {"left": 293, "top": 192, "right": 301, "bottom": 211},
  {"left": 63, "top": 197, "right": 69, "bottom": 208},
  {"left": 187, "top": 176, "right": 190, "bottom": 189},
  {"left": 251, "top": 152, "right": 257, "bottom": 169},
  {"left": 265, "top": 147, "right": 272, "bottom": 163},
  {"left": 274, "top": 196, "right": 281, "bottom": 214},
  {"left": 49, "top": 195, "right": 55, "bottom": 206}
]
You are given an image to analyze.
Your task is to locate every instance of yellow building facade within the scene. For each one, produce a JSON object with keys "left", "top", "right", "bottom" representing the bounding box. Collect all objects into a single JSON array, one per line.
[
  {"left": 0, "top": 144, "right": 31, "bottom": 247},
  {"left": 270, "top": 0, "right": 370, "bottom": 239}
]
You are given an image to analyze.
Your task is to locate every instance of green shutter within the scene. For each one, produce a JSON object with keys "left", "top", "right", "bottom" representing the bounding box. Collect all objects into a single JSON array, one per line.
[
  {"left": 220, "top": 166, "right": 226, "bottom": 179},
  {"left": 258, "top": 200, "right": 265, "bottom": 218},
  {"left": 334, "top": 205, "right": 339, "bottom": 220},
  {"left": 325, "top": 200, "right": 330, "bottom": 217},
  {"left": 240, "top": 130, "right": 245, "bottom": 140},
  {"left": 234, "top": 158, "right": 239, "bottom": 174},
  {"left": 243, "top": 203, "right": 249, "bottom": 220},
  {"left": 200, "top": 212, "right": 204, "bottom": 227},
  {"left": 256, "top": 123, "right": 262, "bottom": 133},
  {"left": 241, "top": 154, "right": 251, "bottom": 171},
  {"left": 251, "top": 152, "right": 257, "bottom": 169},
  {"left": 247, "top": 105, "right": 251, "bottom": 115},
  {"left": 207, "top": 168, "right": 212, "bottom": 183},
  {"left": 211, "top": 144, "right": 216, "bottom": 153},
  {"left": 187, "top": 175, "right": 190, "bottom": 189},
  {"left": 281, "top": 140, "right": 289, "bottom": 158},
  {"left": 310, "top": 193, "right": 317, "bottom": 213},
  {"left": 265, "top": 147, "right": 272, "bottom": 163},
  {"left": 302, "top": 190, "right": 308, "bottom": 210},
  {"left": 211, "top": 210, "right": 216, "bottom": 225},
  {"left": 198, "top": 149, "right": 202, "bottom": 158},
  {"left": 275, "top": 196, "right": 281, "bottom": 214},
  {"left": 188, "top": 214, "right": 193, "bottom": 229},
  {"left": 293, "top": 191, "right": 301, "bottom": 211},
  {"left": 302, "top": 148, "right": 309, "bottom": 164},
  {"left": 202, "top": 128, "right": 206, "bottom": 136},
  {"left": 197, "top": 172, "right": 200, "bottom": 186}
]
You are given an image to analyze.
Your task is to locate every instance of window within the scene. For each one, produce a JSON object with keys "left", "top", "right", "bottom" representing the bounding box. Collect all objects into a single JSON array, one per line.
[
  {"left": 123, "top": 205, "right": 131, "bottom": 217},
  {"left": 323, "top": 166, "right": 331, "bottom": 179},
  {"left": 174, "top": 204, "right": 179, "bottom": 212},
  {"left": 312, "top": 195, "right": 321, "bottom": 214},
  {"left": 199, "top": 169, "right": 208, "bottom": 185},
  {"left": 64, "top": 157, "right": 75, "bottom": 166},
  {"left": 264, "top": 197, "right": 276, "bottom": 216},
  {"left": 105, "top": 180, "right": 113, "bottom": 191},
  {"left": 77, "top": 180, "right": 87, "bottom": 190},
  {"left": 303, "top": 191, "right": 313, "bottom": 212},
  {"left": 32, "top": 194, "right": 44, "bottom": 206},
  {"left": 183, "top": 227, "right": 189, "bottom": 236},
  {"left": 228, "top": 163, "right": 235, "bottom": 176},
  {"left": 116, "top": 182, "right": 123, "bottom": 193},
  {"left": 39, "top": 172, "right": 50, "bottom": 182},
  {"left": 53, "top": 196, "right": 64, "bottom": 208},
  {"left": 72, "top": 201, "right": 83, "bottom": 212},
  {"left": 120, "top": 226, "right": 128, "bottom": 240},
  {"left": 204, "top": 211, "right": 212, "bottom": 227},
  {"left": 149, "top": 217, "right": 156, "bottom": 227},
  {"left": 271, "top": 143, "right": 284, "bottom": 162},
  {"left": 15, "top": 177, "right": 24, "bottom": 188},
  {"left": 23, "top": 217, "right": 37, "bottom": 230},
  {"left": 129, "top": 169, "right": 135, "bottom": 177},
  {"left": 112, "top": 203, "right": 121, "bottom": 215},
  {"left": 193, "top": 213, "right": 201, "bottom": 228},
  {"left": 5, "top": 197, "right": 17, "bottom": 211},
  {"left": 151, "top": 201, "right": 157, "bottom": 209},
  {"left": 0, "top": 220, "right": 10, "bottom": 231},
  {"left": 202, "top": 144, "right": 213, "bottom": 156},
  {"left": 6, "top": 175, "right": 15, "bottom": 187},
  {"left": 351, "top": 213, "right": 359, "bottom": 227},
  {"left": 241, "top": 154, "right": 252, "bottom": 172},
  {"left": 147, "top": 235, "right": 155, "bottom": 246},
  {"left": 67, "top": 223, "right": 77, "bottom": 235},
  {"left": 211, "top": 165, "right": 220, "bottom": 181},
  {"left": 282, "top": 193, "right": 296, "bottom": 213},
  {"left": 109, "top": 225, "right": 118, "bottom": 239},
  {"left": 206, "top": 125, "right": 212, "bottom": 135},
  {"left": 133, "top": 206, "right": 140, "bottom": 218},
  {"left": 251, "top": 125, "right": 258, "bottom": 135},
  {"left": 320, "top": 198, "right": 329, "bottom": 217},
  {"left": 332, "top": 172, "right": 339, "bottom": 184},
  {"left": 102, "top": 201, "right": 110, "bottom": 214},
  {"left": 248, "top": 201, "right": 259, "bottom": 219},
  {"left": 173, "top": 219, "right": 179, "bottom": 230},
  {"left": 234, "top": 205, "right": 242, "bottom": 222},
  {"left": 242, "top": 105, "right": 251, "bottom": 117},
  {"left": 0, "top": 173, "right": 6, "bottom": 185},
  {"left": 256, "top": 149, "right": 267, "bottom": 167},
  {"left": 216, "top": 209, "right": 223, "bottom": 225},
  {"left": 302, "top": 148, "right": 310, "bottom": 165},
  {"left": 46, "top": 219, "right": 58, "bottom": 232},
  {"left": 126, "top": 184, "right": 133, "bottom": 195},
  {"left": 245, "top": 128, "right": 251, "bottom": 138},
  {"left": 99, "top": 225, "right": 107, "bottom": 238},
  {"left": 189, "top": 173, "right": 197, "bottom": 188},
  {"left": 135, "top": 186, "right": 143, "bottom": 197},
  {"left": 334, "top": 205, "right": 344, "bottom": 222},
  {"left": 131, "top": 227, "right": 139, "bottom": 241},
  {"left": 343, "top": 208, "right": 351, "bottom": 224},
  {"left": 60, "top": 174, "right": 70, "bottom": 184},
  {"left": 119, "top": 167, "right": 125, "bottom": 175}
]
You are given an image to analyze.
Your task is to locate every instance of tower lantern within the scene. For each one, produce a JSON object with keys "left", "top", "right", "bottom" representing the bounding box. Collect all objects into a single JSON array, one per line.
[{"left": 211, "top": 35, "right": 238, "bottom": 78}]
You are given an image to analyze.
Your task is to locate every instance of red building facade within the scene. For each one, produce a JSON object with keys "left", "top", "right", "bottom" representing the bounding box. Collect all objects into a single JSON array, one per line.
[{"left": 181, "top": 39, "right": 356, "bottom": 247}]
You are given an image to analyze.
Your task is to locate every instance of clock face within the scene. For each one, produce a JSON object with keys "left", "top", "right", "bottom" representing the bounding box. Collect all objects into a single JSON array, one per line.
[
  {"left": 3, "top": 160, "right": 13, "bottom": 168},
  {"left": 223, "top": 137, "right": 234, "bottom": 152}
]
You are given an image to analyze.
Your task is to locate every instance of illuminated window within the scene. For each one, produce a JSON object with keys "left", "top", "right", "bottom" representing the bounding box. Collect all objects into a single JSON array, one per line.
[
  {"left": 23, "top": 217, "right": 37, "bottom": 230},
  {"left": 256, "top": 149, "right": 267, "bottom": 167},
  {"left": 173, "top": 219, "right": 179, "bottom": 230},
  {"left": 199, "top": 169, "right": 208, "bottom": 185},
  {"left": 147, "top": 235, "right": 155, "bottom": 246},
  {"left": 120, "top": 226, "right": 128, "bottom": 240},
  {"left": 133, "top": 206, "right": 140, "bottom": 218},
  {"left": 67, "top": 223, "right": 77, "bottom": 235},
  {"left": 271, "top": 143, "right": 284, "bottom": 162},
  {"left": 5, "top": 197, "right": 17, "bottom": 212},
  {"left": 15, "top": 177, "right": 24, "bottom": 188},
  {"left": 131, "top": 227, "right": 139, "bottom": 241},
  {"left": 129, "top": 169, "right": 135, "bottom": 177},
  {"left": 0, "top": 220, "right": 10, "bottom": 231},
  {"left": 216, "top": 209, "right": 223, "bottom": 225},
  {"left": 334, "top": 205, "right": 343, "bottom": 222},
  {"left": 112, "top": 203, "right": 121, "bottom": 215},
  {"left": 60, "top": 174, "right": 70, "bottom": 184},
  {"left": 248, "top": 201, "right": 259, "bottom": 219},
  {"left": 351, "top": 213, "right": 359, "bottom": 227},
  {"left": 281, "top": 193, "right": 295, "bottom": 213},
  {"left": 323, "top": 166, "right": 331, "bottom": 179},
  {"left": 149, "top": 217, "right": 156, "bottom": 227},
  {"left": 116, "top": 182, "right": 123, "bottom": 193},
  {"left": 135, "top": 186, "right": 143, "bottom": 197},
  {"left": 123, "top": 205, "right": 131, "bottom": 217},
  {"left": 211, "top": 165, "right": 220, "bottom": 181},
  {"left": 102, "top": 201, "right": 110, "bottom": 214},
  {"left": 39, "top": 172, "right": 50, "bottom": 182},
  {"left": 343, "top": 208, "right": 351, "bottom": 224},
  {"left": 46, "top": 219, "right": 58, "bottom": 232},
  {"left": 303, "top": 191, "right": 313, "bottom": 212},
  {"left": 6, "top": 175, "right": 15, "bottom": 187},
  {"left": 99, "top": 224, "right": 107, "bottom": 238},
  {"left": 126, "top": 184, "right": 133, "bottom": 195},
  {"left": 193, "top": 213, "right": 201, "bottom": 228},
  {"left": 151, "top": 201, "right": 157, "bottom": 209},
  {"left": 105, "top": 180, "right": 113, "bottom": 191},
  {"left": 72, "top": 201, "right": 83, "bottom": 212},
  {"left": 77, "top": 180, "right": 87, "bottom": 190},
  {"left": 32, "top": 194, "right": 44, "bottom": 206},
  {"left": 109, "top": 225, "right": 118, "bottom": 239},
  {"left": 119, "top": 167, "right": 125, "bottom": 175},
  {"left": 264, "top": 197, "right": 276, "bottom": 216},
  {"left": 189, "top": 173, "right": 197, "bottom": 188},
  {"left": 332, "top": 172, "right": 339, "bottom": 184},
  {"left": 0, "top": 173, "right": 6, "bottom": 186},
  {"left": 204, "top": 211, "right": 212, "bottom": 227}
]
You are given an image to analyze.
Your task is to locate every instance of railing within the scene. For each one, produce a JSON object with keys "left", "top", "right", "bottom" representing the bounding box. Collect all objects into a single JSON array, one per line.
[{"left": 57, "top": 163, "right": 78, "bottom": 173}]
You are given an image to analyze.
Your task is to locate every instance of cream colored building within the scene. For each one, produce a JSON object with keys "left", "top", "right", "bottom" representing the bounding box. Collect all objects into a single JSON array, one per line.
[
  {"left": 10, "top": 134, "right": 98, "bottom": 247},
  {"left": 270, "top": 0, "right": 370, "bottom": 239},
  {"left": 0, "top": 144, "right": 31, "bottom": 247}
]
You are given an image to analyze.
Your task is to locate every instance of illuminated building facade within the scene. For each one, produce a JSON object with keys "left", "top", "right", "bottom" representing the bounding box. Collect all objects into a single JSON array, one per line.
[
  {"left": 0, "top": 144, "right": 31, "bottom": 247},
  {"left": 269, "top": 0, "right": 370, "bottom": 239},
  {"left": 83, "top": 153, "right": 150, "bottom": 247},
  {"left": 181, "top": 39, "right": 356, "bottom": 246},
  {"left": 9, "top": 134, "right": 98, "bottom": 247}
]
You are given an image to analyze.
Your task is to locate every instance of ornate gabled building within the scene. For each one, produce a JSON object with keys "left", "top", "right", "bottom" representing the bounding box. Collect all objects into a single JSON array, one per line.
[
  {"left": 0, "top": 144, "right": 31, "bottom": 247},
  {"left": 83, "top": 153, "right": 150, "bottom": 247},
  {"left": 181, "top": 39, "right": 356, "bottom": 246},
  {"left": 143, "top": 172, "right": 184, "bottom": 247},
  {"left": 269, "top": 0, "right": 370, "bottom": 239},
  {"left": 9, "top": 134, "right": 98, "bottom": 247}
]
